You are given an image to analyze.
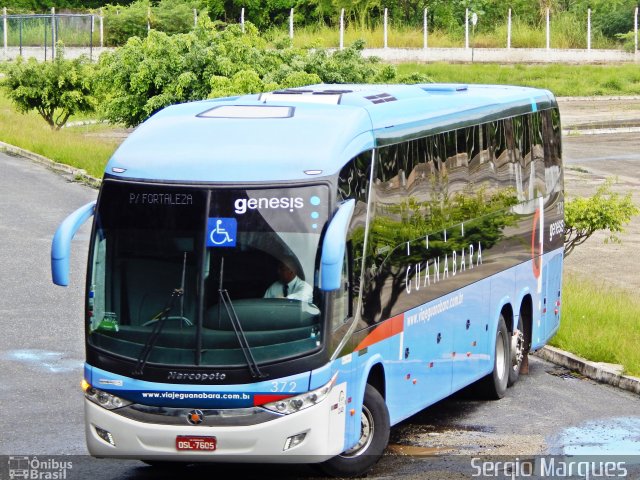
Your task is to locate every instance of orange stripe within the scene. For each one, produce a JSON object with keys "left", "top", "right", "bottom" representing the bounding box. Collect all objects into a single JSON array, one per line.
[{"left": 355, "top": 313, "right": 404, "bottom": 351}]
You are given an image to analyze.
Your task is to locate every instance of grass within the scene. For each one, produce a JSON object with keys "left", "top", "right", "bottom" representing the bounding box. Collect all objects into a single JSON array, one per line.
[
  {"left": 396, "top": 63, "right": 640, "bottom": 97},
  {"left": 283, "top": 16, "right": 620, "bottom": 50},
  {"left": 285, "top": 24, "right": 461, "bottom": 49},
  {"left": 0, "top": 92, "right": 121, "bottom": 179},
  {"left": 551, "top": 274, "right": 640, "bottom": 377}
]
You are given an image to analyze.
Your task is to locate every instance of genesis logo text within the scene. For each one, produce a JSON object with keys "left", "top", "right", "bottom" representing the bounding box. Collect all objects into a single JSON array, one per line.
[{"left": 234, "top": 196, "right": 304, "bottom": 214}]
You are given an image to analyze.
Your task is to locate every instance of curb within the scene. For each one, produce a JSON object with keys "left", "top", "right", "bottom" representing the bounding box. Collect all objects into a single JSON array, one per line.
[
  {"left": 563, "top": 126, "right": 640, "bottom": 136},
  {"left": 535, "top": 346, "right": 640, "bottom": 395},
  {"left": 0, "top": 140, "right": 101, "bottom": 189}
]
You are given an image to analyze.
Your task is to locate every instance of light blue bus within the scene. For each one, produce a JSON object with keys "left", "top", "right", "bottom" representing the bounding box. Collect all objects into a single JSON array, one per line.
[{"left": 52, "top": 83, "right": 563, "bottom": 476}]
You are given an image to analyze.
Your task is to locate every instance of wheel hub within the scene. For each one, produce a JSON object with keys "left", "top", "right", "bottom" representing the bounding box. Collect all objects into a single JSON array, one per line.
[
  {"left": 341, "top": 405, "right": 374, "bottom": 457},
  {"left": 511, "top": 328, "right": 525, "bottom": 370}
]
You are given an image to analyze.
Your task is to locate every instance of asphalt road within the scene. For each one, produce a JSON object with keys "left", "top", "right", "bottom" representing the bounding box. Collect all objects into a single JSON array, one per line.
[
  {"left": 0, "top": 152, "right": 95, "bottom": 456},
  {"left": 1, "top": 142, "right": 640, "bottom": 479}
]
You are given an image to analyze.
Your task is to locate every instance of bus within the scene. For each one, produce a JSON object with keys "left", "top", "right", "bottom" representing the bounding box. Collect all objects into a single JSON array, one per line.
[{"left": 51, "top": 83, "right": 563, "bottom": 476}]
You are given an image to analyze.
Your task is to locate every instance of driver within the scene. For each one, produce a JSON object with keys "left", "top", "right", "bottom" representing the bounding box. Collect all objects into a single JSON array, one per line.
[{"left": 264, "top": 256, "right": 313, "bottom": 303}]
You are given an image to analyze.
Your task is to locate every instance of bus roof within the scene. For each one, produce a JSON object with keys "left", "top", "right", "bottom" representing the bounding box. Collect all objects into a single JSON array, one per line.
[{"left": 106, "top": 83, "right": 557, "bottom": 184}]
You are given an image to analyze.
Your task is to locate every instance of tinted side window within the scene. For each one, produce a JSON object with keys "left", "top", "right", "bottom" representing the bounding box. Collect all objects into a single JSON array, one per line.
[
  {"left": 359, "top": 115, "right": 555, "bottom": 326},
  {"left": 493, "top": 119, "right": 515, "bottom": 190},
  {"left": 542, "top": 108, "right": 563, "bottom": 194},
  {"left": 337, "top": 151, "right": 373, "bottom": 319},
  {"left": 362, "top": 140, "right": 430, "bottom": 325},
  {"left": 530, "top": 112, "right": 546, "bottom": 198}
]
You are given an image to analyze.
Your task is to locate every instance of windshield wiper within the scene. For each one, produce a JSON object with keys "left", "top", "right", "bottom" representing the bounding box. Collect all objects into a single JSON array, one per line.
[
  {"left": 132, "top": 288, "right": 183, "bottom": 377},
  {"left": 215, "top": 257, "right": 264, "bottom": 379},
  {"left": 132, "top": 253, "right": 188, "bottom": 377},
  {"left": 219, "top": 288, "right": 265, "bottom": 379}
]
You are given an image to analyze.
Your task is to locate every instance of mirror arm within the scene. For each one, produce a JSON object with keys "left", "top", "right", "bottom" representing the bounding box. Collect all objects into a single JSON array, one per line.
[
  {"left": 320, "top": 199, "right": 355, "bottom": 291},
  {"left": 51, "top": 201, "right": 96, "bottom": 286}
]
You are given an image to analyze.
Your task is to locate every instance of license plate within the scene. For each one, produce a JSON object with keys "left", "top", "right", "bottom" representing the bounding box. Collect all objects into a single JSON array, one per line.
[{"left": 176, "top": 436, "right": 217, "bottom": 451}]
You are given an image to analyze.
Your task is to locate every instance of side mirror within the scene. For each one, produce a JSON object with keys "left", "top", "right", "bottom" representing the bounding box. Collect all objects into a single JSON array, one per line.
[
  {"left": 51, "top": 201, "right": 96, "bottom": 286},
  {"left": 320, "top": 199, "right": 355, "bottom": 291}
]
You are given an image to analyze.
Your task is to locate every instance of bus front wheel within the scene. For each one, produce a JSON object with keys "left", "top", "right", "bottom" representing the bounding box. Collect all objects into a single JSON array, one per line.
[{"left": 319, "top": 384, "right": 390, "bottom": 477}]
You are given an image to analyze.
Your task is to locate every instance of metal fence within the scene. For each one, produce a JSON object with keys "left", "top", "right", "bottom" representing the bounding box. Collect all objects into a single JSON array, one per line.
[
  {"left": 2, "top": 5, "right": 639, "bottom": 62},
  {"left": 275, "top": 6, "right": 638, "bottom": 53},
  {"left": 2, "top": 8, "right": 103, "bottom": 61}
]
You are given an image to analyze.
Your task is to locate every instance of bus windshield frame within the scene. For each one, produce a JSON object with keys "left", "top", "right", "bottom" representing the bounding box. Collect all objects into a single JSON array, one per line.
[{"left": 86, "top": 179, "right": 332, "bottom": 373}]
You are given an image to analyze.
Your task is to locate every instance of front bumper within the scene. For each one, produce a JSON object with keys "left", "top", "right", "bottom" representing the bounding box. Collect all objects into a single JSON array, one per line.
[{"left": 85, "top": 382, "right": 347, "bottom": 463}]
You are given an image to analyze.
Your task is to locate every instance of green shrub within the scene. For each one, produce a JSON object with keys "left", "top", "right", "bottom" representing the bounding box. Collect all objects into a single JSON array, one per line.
[
  {"left": 95, "top": 21, "right": 398, "bottom": 127},
  {"left": 103, "top": 0, "right": 150, "bottom": 47},
  {"left": 595, "top": 7, "right": 635, "bottom": 38},
  {"left": 616, "top": 31, "right": 638, "bottom": 53},
  {"left": 564, "top": 178, "right": 639, "bottom": 257},
  {"left": 152, "top": 0, "right": 201, "bottom": 35}
]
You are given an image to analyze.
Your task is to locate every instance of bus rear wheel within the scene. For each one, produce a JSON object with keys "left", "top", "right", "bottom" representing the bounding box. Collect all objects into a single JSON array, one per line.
[
  {"left": 319, "top": 384, "right": 390, "bottom": 477},
  {"left": 477, "top": 314, "right": 510, "bottom": 399},
  {"left": 508, "top": 314, "right": 525, "bottom": 387}
]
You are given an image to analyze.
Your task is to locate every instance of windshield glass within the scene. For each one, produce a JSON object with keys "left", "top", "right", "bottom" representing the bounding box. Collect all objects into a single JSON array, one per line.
[{"left": 88, "top": 180, "right": 328, "bottom": 368}]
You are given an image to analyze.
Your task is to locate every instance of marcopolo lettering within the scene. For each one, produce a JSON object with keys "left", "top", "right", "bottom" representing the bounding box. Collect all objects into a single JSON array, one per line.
[
  {"left": 168, "top": 371, "right": 227, "bottom": 381},
  {"left": 234, "top": 196, "right": 304, "bottom": 214}
]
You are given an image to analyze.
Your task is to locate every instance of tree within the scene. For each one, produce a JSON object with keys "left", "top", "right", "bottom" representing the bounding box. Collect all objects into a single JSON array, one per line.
[
  {"left": 563, "top": 178, "right": 639, "bottom": 257},
  {"left": 95, "top": 21, "right": 399, "bottom": 127},
  {"left": 2, "top": 48, "right": 94, "bottom": 130}
]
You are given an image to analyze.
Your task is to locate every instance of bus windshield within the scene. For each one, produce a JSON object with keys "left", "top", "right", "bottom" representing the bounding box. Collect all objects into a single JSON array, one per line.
[{"left": 88, "top": 180, "right": 329, "bottom": 369}]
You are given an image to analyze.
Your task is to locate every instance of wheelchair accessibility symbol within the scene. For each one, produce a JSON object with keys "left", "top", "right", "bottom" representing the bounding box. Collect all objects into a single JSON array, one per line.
[{"left": 207, "top": 218, "right": 237, "bottom": 247}]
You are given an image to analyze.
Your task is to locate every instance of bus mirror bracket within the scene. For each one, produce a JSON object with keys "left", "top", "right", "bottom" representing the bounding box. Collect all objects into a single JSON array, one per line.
[
  {"left": 51, "top": 201, "right": 96, "bottom": 287},
  {"left": 320, "top": 199, "right": 355, "bottom": 291}
]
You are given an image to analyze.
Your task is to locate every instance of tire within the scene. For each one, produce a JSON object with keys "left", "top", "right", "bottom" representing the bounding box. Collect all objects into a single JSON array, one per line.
[
  {"left": 319, "top": 384, "right": 390, "bottom": 478},
  {"left": 508, "top": 314, "right": 525, "bottom": 387},
  {"left": 477, "top": 314, "right": 510, "bottom": 400}
]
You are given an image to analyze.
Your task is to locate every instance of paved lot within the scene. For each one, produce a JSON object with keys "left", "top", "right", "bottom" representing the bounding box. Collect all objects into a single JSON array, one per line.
[
  {"left": 558, "top": 96, "right": 640, "bottom": 131},
  {"left": 562, "top": 131, "right": 640, "bottom": 291}
]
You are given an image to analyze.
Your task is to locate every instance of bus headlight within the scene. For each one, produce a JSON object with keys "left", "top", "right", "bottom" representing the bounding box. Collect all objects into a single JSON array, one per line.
[
  {"left": 263, "top": 374, "right": 337, "bottom": 415},
  {"left": 84, "top": 383, "right": 132, "bottom": 410}
]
